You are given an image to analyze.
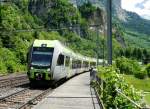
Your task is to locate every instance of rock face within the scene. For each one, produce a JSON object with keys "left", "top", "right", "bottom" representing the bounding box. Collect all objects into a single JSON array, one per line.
[
  {"left": 28, "top": 0, "right": 106, "bottom": 33},
  {"left": 28, "top": 0, "right": 53, "bottom": 20},
  {"left": 28, "top": 0, "right": 150, "bottom": 35},
  {"left": 112, "top": 0, "right": 127, "bottom": 21},
  {"left": 113, "top": 0, "right": 150, "bottom": 35},
  {"left": 70, "top": 0, "right": 105, "bottom": 8},
  {"left": 71, "top": 0, "right": 127, "bottom": 21}
]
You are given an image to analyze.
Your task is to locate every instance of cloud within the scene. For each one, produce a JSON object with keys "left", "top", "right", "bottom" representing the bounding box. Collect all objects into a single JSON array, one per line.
[
  {"left": 142, "top": 14, "right": 150, "bottom": 20},
  {"left": 135, "top": 0, "right": 148, "bottom": 9},
  {"left": 135, "top": 3, "right": 144, "bottom": 9},
  {"left": 144, "top": 0, "right": 150, "bottom": 10},
  {"left": 121, "top": 0, "right": 150, "bottom": 20}
]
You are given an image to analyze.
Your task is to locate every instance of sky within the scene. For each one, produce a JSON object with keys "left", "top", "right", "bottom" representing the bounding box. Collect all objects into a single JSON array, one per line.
[{"left": 121, "top": 0, "right": 150, "bottom": 20}]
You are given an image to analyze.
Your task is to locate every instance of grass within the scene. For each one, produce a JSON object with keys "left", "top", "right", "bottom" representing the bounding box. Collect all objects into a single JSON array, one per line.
[
  {"left": 123, "top": 75, "right": 150, "bottom": 92},
  {"left": 122, "top": 74, "right": 150, "bottom": 105},
  {"left": 144, "top": 94, "right": 150, "bottom": 106}
]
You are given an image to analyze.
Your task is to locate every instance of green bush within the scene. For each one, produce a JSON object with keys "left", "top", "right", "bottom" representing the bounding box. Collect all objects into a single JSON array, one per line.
[
  {"left": 0, "top": 48, "right": 24, "bottom": 74},
  {"left": 134, "top": 70, "right": 147, "bottom": 79},
  {"left": 115, "top": 57, "right": 141, "bottom": 75},
  {"left": 5, "top": 61, "right": 17, "bottom": 73},
  {"left": 146, "top": 64, "right": 150, "bottom": 77},
  {"left": 0, "top": 61, "right": 7, "bottom": 74}
]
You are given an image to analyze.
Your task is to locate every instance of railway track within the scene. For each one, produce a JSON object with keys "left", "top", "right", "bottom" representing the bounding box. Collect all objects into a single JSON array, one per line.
[
  {"left": 0, "top": 74, "right": 29, "bottom": 89},
  {"left": 0, "top": 73, "right": 53, "bottom": 109},
  {"left": 0, "top": 87, "right": 52, "bottom": 109}
]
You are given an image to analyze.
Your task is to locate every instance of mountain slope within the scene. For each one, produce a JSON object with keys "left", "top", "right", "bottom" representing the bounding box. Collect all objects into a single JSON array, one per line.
[
  {"left": 112, "top": 0, "right": 150, "bottom": 49},
  {"left": 80, "top": 0, "right": 150, "bottom": 48}
]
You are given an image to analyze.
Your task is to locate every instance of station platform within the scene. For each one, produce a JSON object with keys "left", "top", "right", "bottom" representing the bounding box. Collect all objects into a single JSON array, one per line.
[{"left": 33, "top": 72, "right": 101, "bottom": 109}]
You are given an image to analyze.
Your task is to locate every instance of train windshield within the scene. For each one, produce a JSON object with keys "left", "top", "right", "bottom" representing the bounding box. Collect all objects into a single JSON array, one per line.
[{"left": 31, "top": 47, "right": 54, "bottom": 67}]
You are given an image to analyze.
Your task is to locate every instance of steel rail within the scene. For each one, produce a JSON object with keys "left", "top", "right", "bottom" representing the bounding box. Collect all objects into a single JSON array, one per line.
[
  {"left": 0, "top": 87, "right": 49, "bottom": 109},
  {"left": 0, "top": 75, "right": 29, "bottom": 89},
  {"left": 17, "top": 88, "right": 52, "bottom": 109},
  {"left": 0, "top": 88, "right": 29, "bottom": 101}
]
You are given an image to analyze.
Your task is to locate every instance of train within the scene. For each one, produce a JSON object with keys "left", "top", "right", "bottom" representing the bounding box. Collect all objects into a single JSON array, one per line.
[{"left": 27, "top": 40, "right": 97, "bottom": 86}]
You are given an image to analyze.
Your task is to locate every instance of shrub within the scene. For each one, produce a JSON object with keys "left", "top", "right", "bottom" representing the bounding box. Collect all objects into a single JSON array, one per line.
[
  {"left": 146, "top": 64, "right": 150, "bottom": 77},
  {"left": 115, "top": 57, "right": 141, "bottom": 75},
  {"left": 0, "top": 61, "right": 7, "bottom": 74},
  {"left": 5, "top": 61, "right": 17, "bottom": 73},
  {"left": 134, "top": 70, "right": 147, "bottom": 79}
]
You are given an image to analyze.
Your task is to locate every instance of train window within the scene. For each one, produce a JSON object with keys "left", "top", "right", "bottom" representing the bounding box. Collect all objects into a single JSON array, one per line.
[
  {"left": 77, "top": 60, "right": 81, "bottom": 68},
  {"left": 83, "top": 61, "right": 86, "bottom": 68},
  {"left": 65, "top": 56, "right": 70, "bottom": 67},
  {"left": 57, "top": 54, "right": 64, "bottom": 66},
  {"left": 72, "top": 60, "right": 75, "bottom": 69},
  {"left": 85, "top": 61, "right": 89, "bottom": 68},
  {"left": 72, "top": 59, "right": 77, "bottom": 69},
  {"left": 72, "top": 60, "right": 82, "bottom": 69},
  {"left": 90, "top": 62, "right": 96, "bottom": 67}
]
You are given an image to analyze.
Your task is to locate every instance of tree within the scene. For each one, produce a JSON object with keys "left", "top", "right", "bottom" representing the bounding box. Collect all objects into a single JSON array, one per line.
[
  {"left": 125, "top": 48, "right": 131, "bottom": 58},
  {"left": 46, "top": 0, "right": 80, "bottom": 29},
  {"left": 79, "top": 2, "right": 96, "bottom": 19},
  {"left": 137, "top": 48, "right": 142, "bottom": 60}
]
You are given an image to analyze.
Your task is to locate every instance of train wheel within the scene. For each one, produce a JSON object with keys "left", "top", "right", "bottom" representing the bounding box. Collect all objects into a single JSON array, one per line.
[
  {"left": 29, "top": 81, "right": 36, "bottom": 88},
  {"left": 52, "top": 83, "right": 57, "bottom": 89}
]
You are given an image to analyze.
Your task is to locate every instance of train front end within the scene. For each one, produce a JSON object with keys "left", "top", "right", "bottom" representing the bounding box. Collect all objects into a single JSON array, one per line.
[{"left": 27, "top": 40, "right": 55, "bottom": 85}]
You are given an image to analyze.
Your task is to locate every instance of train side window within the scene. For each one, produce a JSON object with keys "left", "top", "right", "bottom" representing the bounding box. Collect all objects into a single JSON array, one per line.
[
  {"left": 90, "top": 62, "right": 96, "bottom": 67},
  {"left": 77, "top": 60, "right": 81, "bottom": 68},
  {"left": 65, "top": 56, "right": 70, "bottom": 67},
  {"left": 57, "top": 54, "right": 64, "bottom": 66},
  {"left": 86, "top": 61, "right": 89, "bottom": 68},
  {"left": 72, "top": 59, "right": 76, "bottom": 69},
  {"left": 72, "top": 60, "right": 75, "bottom": 69}
]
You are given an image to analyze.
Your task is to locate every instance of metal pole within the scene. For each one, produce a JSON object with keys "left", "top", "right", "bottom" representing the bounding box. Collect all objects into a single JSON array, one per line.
[
  {"left": 103, "top": 40, "right": 105, "bottom": 67},
  {"left": 107, "top": 0, "right": 112, "bottom": 65},
  {"left": 77, "top": 22, "right": 80, "bottom": 37},
  {"left": 0, "top": 2, "right": 2, "bottom": 25},
  {"left": 75, "top": 0, "right": 80, "bottom": 37},
  {"left": 96, "top": 26, "right": 99, "bottom": 66}
]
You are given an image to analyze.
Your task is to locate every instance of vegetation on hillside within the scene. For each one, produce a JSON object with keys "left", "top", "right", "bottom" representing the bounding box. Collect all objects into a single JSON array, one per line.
[
  {"left": 123, "top": 75, "right": 150, "bottom": 92},
  {"left": 115, "top": 57, "right": 150, "bottom": 79},
  {"left": 123, "top": 11, "right": 150, "bottom": 35},
  {"left": 0, "top": 0, "right": 108, "bottom": 74},
  {"left": 0, "top": 0, "right": 150, "bottom": 75},
  {"left": 112, "top": 21, "right": 150, "bottom": 62}
]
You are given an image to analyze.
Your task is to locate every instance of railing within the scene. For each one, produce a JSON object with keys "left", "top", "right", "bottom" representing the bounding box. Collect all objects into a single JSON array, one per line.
[
  {"left": 93, "top": 80, "right": 105, "bottom": 109},
  {"left": 93, "top": 75, "right": 149, "bottom": 109}
]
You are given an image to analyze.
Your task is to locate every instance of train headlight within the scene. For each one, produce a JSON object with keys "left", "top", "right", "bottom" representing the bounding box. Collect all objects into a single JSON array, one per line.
[
  {"left": 47, "top": 68, "right": 50, "bottom": 72},
  {"left": 31, "top": 67, "right": 34, "bottom": 70}
]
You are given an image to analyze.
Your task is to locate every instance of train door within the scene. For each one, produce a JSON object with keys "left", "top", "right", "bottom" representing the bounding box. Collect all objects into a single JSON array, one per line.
[
  {"left": 65, "top": 56, "right": 71, "bottom": 78},
  {"left": 72, "top": 59, "right": 76, "bottom": 76}
]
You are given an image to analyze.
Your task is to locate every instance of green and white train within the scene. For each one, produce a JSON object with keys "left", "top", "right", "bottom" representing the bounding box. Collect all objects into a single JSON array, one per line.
[{"left": 27, "top": 40, "right": 97, "bottom": 85}]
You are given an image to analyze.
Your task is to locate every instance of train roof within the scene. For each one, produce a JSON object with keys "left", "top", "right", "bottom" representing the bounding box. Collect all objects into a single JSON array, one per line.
[
  {"left": 33, "top": 40, "right": 97, "bottom": 62},
  {"left": 33, "top": 40, "right": 59, "bottom": 47}
]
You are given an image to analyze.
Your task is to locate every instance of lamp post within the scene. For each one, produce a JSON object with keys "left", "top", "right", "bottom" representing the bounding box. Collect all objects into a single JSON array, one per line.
[{"left": 107, "top": 0, "right": 112, "bottom": 65}]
